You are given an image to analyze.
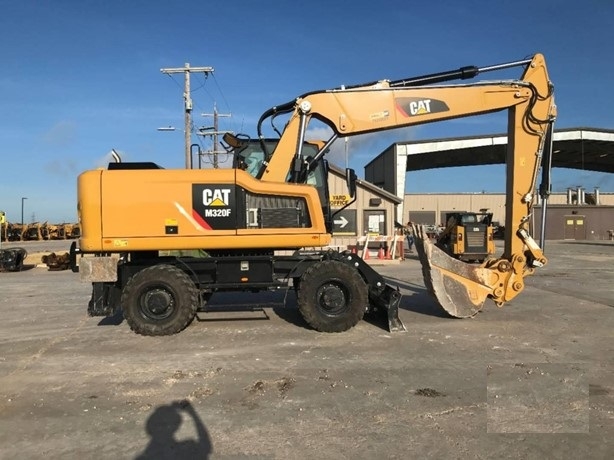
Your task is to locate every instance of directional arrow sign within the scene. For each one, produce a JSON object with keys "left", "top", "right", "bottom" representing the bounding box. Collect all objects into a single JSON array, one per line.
[
  {"left": 332, "top": 210, "right": 356, "bottom": 235},
  {"left": 334, "top": 216, "right": 348, "bottom": 228}
]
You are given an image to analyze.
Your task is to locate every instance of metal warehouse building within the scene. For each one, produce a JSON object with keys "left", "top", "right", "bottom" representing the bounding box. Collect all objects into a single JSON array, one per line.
[
  {"left": 355, "top": 127, "right": 614, "bottom": 242},
  {"left": 403, "top": 191, "right": 614, "bottom": 241}
]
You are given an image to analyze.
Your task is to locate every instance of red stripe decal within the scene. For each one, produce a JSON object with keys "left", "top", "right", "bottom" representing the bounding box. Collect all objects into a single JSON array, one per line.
[
  {"left": 395, "top": 102, "right": 409, "bottom": 117},
  {"left": 192, "top": 210, "right": 212, "bottom": 230}
]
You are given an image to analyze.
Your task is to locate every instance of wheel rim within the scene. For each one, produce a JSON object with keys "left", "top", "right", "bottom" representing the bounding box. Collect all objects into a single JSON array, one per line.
[
  {"left": 315, "top": 282, "right": 349, "bottom": 316},
  {"left": 138, "top": 286, "right": 176, "bottom": 320}
]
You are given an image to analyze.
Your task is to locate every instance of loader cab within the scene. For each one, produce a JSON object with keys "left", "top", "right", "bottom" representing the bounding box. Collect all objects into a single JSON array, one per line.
[
  {"left": 459, "top": 213, "right": 477, "bottom": 224},
  {"left": 438, "top": 212, "right": 495, "bottom": 263}
]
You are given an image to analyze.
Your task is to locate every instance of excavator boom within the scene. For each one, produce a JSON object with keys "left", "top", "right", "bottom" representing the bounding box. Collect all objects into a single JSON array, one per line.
[{"left": 257, "top": 53, "right": 556, "bottom": 317}]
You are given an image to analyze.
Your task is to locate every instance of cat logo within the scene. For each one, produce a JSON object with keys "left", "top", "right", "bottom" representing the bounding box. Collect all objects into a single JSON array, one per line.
[
  {"left": 396, "top": 97, "right": 450, "bottom": 117},
  {"left": 192, "top": 184, "right": 235, "bottom": 229},
  {"left": 409, "top": 99, "right": 432, "bottom": 115},
  {"left": 202, "top": 188, "right": 230, "bottom": 207}
]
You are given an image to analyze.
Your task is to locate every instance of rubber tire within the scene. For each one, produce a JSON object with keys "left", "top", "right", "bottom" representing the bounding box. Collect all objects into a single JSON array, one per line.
[
  {"left": 297, "top": 260, "right": 368, "bottom": 333},
  {"left": 121, "top": 264, "right": 199, "bottom": 336}
]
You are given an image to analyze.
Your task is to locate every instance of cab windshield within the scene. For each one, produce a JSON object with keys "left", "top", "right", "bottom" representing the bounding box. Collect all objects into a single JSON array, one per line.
[{"left": 234, "top": 139, "right": 320, "bottom": 180}]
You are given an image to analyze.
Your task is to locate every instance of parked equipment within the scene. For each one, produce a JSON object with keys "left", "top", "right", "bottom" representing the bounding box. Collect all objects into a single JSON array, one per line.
[
  {"left": 0, "top": 222, "right": 80, "bottom": 241},
  {"left": 436, "top": 212, "right": 494, "bottom": 263},
  {"left": 3, "top": 223, "right": 24, "bottom": 242},
  {"left": 0, "top": 247, "right": 27, "bottom": 272},
  {"left": 22, "top": 222, "right": 50, "bottom": 241},
  {"left": 42, "top": 252, "right": 71, "bottom": 271},
  {"left": 71, "top": 53, "right": 556, "bottom": 335}
]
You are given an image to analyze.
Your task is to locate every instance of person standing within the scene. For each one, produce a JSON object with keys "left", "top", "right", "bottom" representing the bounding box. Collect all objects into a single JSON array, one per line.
[
  {"left": 405, "top": 221, "right": 414, "bottom": 253},
  {"left": 395, "top": 225, "right": 405, "bottom": 260}
]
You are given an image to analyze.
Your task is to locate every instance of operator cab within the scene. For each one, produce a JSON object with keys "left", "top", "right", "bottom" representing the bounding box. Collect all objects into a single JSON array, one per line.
[
  {"left": 224, "top": 133, "right": 336, "bottom": 233},
  {"left": 226, "top": 133, "right": 322, "bottom": 180},
  {"left": 460, "top": 214, "right": 477, "bottom": 224}
]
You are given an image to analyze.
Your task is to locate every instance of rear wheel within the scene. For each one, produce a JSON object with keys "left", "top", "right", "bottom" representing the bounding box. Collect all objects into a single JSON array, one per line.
[
  {"left": 122, "top": 264, "right": 199, "bottom": 336},
  {"left": 297, "top": 260, "right": 368, "bottom": 332}
]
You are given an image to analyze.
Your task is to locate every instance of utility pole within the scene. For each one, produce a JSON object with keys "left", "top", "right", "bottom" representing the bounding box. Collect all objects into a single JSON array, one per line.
[
  {"left": 201, "top": 103, "right": 231, "bottom": 168},
  {"left": 21, "top": 197, "right": 27, "bottom": 226},
  {"left": 161, "top": 63, "right": 214, "bottom": 168},
  {"left": 0, "top": 211, "right": 5, "bottom": 249}
]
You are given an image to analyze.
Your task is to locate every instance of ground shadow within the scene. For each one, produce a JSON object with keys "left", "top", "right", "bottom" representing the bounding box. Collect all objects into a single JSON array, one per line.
[
  {"left": 197, "top": 290, "right": 284, "bottom": 325},
  {"left": 558, "top": 241, "right": 614, "bottom": 247},
  {"left": 0, "top": 264, "right": 36, "bottom": 272},
  {"left": 136, "top": 400, "right": 212, "bottom": 459},
  {"left": 196, "top": 305, "right": 271, "bottom": 323},
  {"left": 20, "top": 264, "right": 38, "bottom": 271},
  {"left": 195, "top": 289, "right": 317, "bottom": 330},
  {"left": 398, "top": 290, "right": 454, "bottom": 318},
  {"left": 268, "top": 290, "right": 315, "bottom": 331},
  {"left": 382, "top": 275, "right": 452, "bottom": 318},
  {"left": 97, "top": 309, "right": 125, "bottom": 326},
  {"left": 272, "top": 305, "right": 313, "bottom": 331}
]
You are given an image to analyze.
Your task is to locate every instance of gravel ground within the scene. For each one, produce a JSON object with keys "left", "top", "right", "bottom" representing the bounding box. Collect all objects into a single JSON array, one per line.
[{"left": 0, "top": 240, "right": 612, "bottom": 459}]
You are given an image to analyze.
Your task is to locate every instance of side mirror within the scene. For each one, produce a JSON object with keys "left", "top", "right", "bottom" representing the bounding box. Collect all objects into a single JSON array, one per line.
[
  {"left": 222, "top": 132, "right": 248, "bottom": 149},
  {"left": 345, "top": 168, "right": 357, "bottom": 198}
]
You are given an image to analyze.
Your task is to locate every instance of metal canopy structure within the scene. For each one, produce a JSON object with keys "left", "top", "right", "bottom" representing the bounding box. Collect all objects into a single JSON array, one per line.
[
  {"left": 363, "top": 127, "right": 614, "bottom": 224},
  {"left": 396, "top": 127, "right": 614, "bottom": 173}
]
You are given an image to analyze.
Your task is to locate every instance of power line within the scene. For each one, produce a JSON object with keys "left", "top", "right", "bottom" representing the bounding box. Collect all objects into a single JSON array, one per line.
[
  {"left": 211, "top": 74, "right": 233, "bottom": 117},
  {"left": 201, "top": 103, "right": 232, "bottom": 169}
]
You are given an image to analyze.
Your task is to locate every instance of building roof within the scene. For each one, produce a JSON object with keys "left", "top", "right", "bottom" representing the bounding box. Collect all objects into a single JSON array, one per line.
[{"left": 386, "top": 127, "right": 614, "bottom": 173}]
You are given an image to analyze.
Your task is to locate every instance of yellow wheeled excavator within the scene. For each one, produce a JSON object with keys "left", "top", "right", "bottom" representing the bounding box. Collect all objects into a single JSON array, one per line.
[{"left": 71, "top": 53, "right": 556, "bottom": 336}]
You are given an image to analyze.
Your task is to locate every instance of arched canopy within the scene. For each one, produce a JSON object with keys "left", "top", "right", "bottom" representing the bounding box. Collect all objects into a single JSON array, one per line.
[{"left": 396, "top": 127, "right": 614, "bottom": 173}]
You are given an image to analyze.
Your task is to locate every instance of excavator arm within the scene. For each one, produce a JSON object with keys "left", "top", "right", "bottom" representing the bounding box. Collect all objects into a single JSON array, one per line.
[{"left": 257, "top": 53, "right": 556, "bottom": 317}]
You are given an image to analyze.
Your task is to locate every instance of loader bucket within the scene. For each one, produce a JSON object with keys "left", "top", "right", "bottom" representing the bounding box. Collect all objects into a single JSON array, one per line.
[{"left": 412, "top": 224, "right": 493, "bottom": 318}]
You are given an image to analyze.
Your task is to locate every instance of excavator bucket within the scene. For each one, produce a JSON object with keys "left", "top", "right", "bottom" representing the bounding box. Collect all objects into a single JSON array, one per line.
[{"left": 412, "top": 224, "right": 494, "bottom": 318}]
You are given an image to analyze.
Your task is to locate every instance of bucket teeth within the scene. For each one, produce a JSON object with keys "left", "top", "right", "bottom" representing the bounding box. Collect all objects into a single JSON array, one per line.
[{"left": 412, "top": 224, "right": 492, "bottom": 318}]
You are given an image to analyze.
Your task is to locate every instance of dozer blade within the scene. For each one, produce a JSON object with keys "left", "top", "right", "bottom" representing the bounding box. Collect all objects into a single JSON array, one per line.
[{"left": 412, "top": 224, "right": 494, "bottom": 318}]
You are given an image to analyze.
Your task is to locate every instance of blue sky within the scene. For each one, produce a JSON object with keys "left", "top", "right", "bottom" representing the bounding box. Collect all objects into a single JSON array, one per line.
[{"left": 1, "top": 0, "right": 613, "bottom": 223}]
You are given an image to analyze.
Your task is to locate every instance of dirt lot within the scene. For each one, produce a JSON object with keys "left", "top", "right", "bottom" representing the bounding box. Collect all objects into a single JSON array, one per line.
[{"left": 0, "top": 240, "right": 612, "bottom": 459}]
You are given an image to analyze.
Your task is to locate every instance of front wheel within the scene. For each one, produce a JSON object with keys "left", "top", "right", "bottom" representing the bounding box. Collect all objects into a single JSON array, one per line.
[
  {"left": 297, "top": 260, "right": 368, "bottom": 332},
  {"left": 121, "top": 264, "right": 199, "bottom": 336}
]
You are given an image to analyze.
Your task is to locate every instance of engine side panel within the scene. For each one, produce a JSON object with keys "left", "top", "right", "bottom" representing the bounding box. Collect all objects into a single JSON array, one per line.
[{"left": 78, "top": 167, "right": 330, "bottom": 252}]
